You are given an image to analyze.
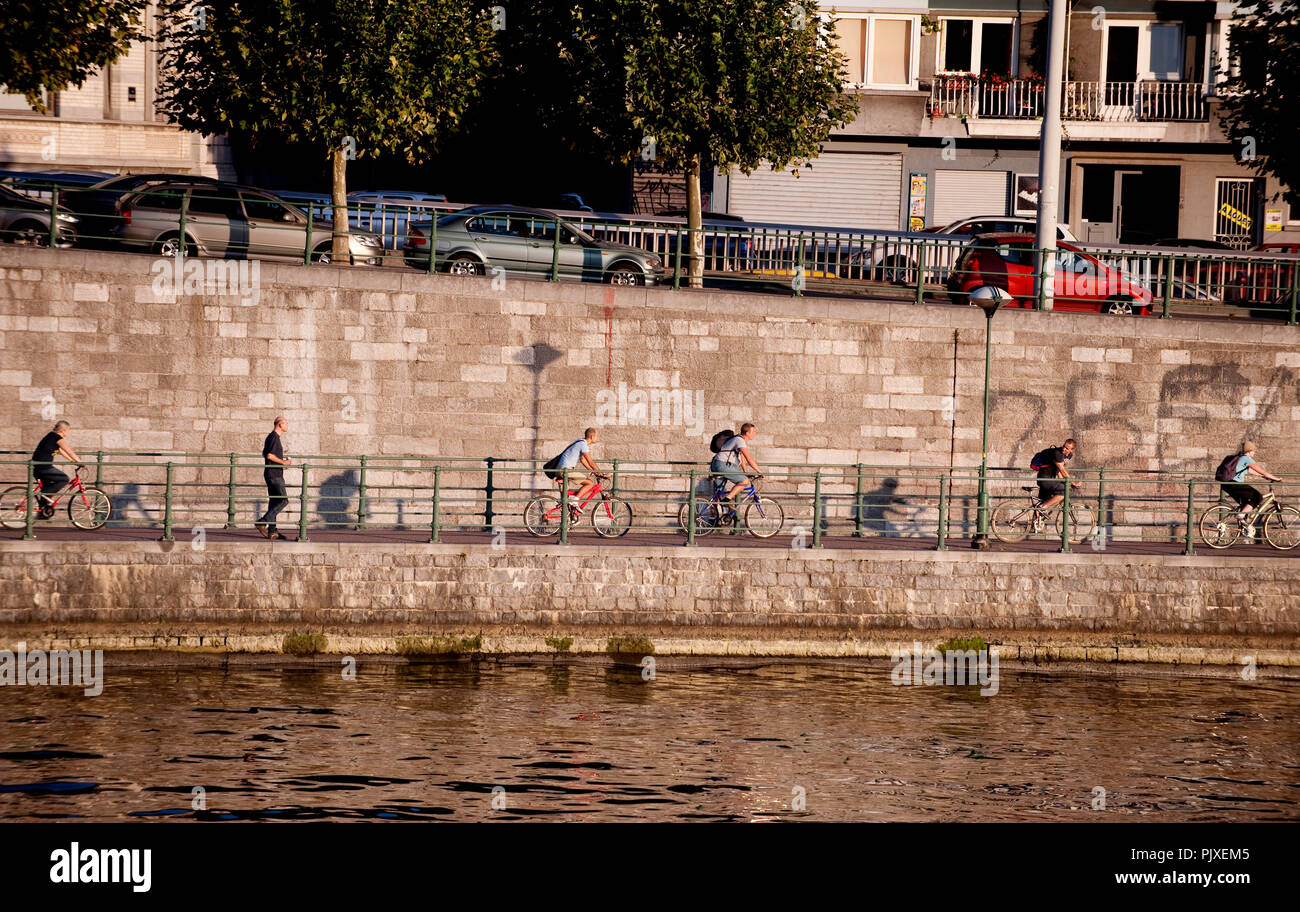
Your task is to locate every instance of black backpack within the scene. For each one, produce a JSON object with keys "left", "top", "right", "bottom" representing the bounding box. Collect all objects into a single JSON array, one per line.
[
  {"left": 709, "top": 429, "right": 735, "bottom": 454},
  {"left": 542, "top": 453, "right": 563, "bottom": 481},
  {"left": 1029, "top": 447, "right": 1056, "bottom": 471},
  {"left": 1215, "top": 454, "right": 1243, "bottom": 483}
]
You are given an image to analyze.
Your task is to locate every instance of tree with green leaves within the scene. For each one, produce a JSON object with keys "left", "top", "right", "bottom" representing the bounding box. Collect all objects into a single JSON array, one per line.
[
  {"left": 155, "top": 0, "right": 497, "bottom": 256},
  {"left": 498, "top": 0, "right": 857, "bottom": 283},
  {"left": 0, "top": 0, "right": 146, "bottom": 111},
  {"left": 1221, "top": 0, "right": 1300, "bottom": 210}
]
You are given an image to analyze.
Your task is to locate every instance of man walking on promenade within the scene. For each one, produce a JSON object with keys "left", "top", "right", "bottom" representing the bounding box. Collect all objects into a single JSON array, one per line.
[{"left": 255, "top": 416, "right": 292, "bottom": 540}]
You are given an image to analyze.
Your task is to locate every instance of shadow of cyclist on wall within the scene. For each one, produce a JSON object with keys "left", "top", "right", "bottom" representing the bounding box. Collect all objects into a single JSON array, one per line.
[
  {"left": 317, "top": 469, "right": 359, "bottom": 529},
  {"left": 855, "top": 477, "right": 908, "bottom": 537}
]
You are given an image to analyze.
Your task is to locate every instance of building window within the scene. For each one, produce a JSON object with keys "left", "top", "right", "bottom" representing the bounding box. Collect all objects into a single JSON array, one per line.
[
  {"left": 835, "top": 15, "right": 920, "bottom": 89},
  {"left": 938, "top": 18, "right": 1017, "bottom": 76}
]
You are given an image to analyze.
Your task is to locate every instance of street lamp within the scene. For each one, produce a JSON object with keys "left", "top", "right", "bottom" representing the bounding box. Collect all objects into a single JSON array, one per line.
[{"left": 970, "top": 286, "right": 1006, "bottom": 549}]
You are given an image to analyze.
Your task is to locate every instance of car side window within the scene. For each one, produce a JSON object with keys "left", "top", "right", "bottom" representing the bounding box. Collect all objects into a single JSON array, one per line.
[
  {"left": 468, "top": 215, "right": 521, "bottom": 237},
  {"left": 188, "top": 188, "right": 244, "bottom": 219},
  {"left": 242, "top": 193, "right": 296, "bottom": 223},
  {"left": 136, "top": 188, "right": 184, "bottom": 210},
  {"left": 997, "top": 243, "right": 1035, "bottom": 267}
]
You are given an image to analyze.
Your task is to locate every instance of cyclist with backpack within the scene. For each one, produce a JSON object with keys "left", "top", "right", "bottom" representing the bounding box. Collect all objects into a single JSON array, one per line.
[
  {"left": 1217, "top": 442, "right": 1281, "bottom": 537},
  {"left": 543, "top": 428, "right": 607, "bottom": 516},
  {"left": 710, "top": 423, "right": 764, "bottom": 509},
  {"left": 1031, "top": 438, "right": 1080, "bottom": 513}
]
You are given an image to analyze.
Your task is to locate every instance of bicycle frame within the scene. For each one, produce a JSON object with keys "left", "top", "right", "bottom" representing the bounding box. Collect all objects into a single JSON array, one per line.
[
  {"left": 31, "top": 470, "right": 89, "bottom": 510},
  {"left": 542, "top": 481, "right": 607, "bottom": 519}
]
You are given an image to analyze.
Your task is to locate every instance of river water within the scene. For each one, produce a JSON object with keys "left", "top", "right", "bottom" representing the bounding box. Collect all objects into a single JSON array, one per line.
[{"left": 1, "top": 661, "right": 1296, "bottom": 822}]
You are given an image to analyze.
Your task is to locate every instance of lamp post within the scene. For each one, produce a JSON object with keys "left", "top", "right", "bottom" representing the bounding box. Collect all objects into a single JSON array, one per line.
[{"left": 970, "top": 287, "right": 1004, "bottom": 549}]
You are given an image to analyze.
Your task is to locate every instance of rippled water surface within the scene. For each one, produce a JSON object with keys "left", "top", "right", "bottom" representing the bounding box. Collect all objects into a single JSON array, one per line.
[{"left": 1, "top": 661, "right": 1297, "bottom": 821}]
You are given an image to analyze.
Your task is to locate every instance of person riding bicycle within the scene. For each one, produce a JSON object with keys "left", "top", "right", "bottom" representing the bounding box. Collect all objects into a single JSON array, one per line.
[
  {"left": 546, "top": 427, "right": 606, "bottom": 515},
  {"left": 1034, "top": 437, "right": 1079, "bottom": 514},
  {"left": 1219, "top": 441, "right": 1281, "bottom": 537},
  {"left": 711, "top": 423, "right": 764, "bottom": 511},
  {"left": 31, "top": 420, "right": 84, "bottom": 517}
]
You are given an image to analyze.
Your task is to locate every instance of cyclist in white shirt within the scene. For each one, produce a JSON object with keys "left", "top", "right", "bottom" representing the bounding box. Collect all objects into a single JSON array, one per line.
[{"left": 710, "top": 422, "right": 764, "bottom": 507}]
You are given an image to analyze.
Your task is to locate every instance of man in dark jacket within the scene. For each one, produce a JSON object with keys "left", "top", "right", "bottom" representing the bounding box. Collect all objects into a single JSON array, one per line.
[{"left": 255, "top": 417, "right": 292, "bottom": 540}]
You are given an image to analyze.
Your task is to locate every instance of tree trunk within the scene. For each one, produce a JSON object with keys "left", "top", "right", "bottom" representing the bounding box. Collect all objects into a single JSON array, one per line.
[
  {"left": 331, "top": 146, "right": 350, "bottom": 261},
  {"left": 686, "top": 152, "right": 704, "bottom": 288}
]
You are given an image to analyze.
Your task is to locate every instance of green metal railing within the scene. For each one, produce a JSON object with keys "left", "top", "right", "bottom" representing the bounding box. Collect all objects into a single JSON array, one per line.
[
  {"left": 3, "top": 450, "right": 1297, "bottom": 554},
  {"left": 7, "top": 178, "right": 1298, "bottom": 324}
]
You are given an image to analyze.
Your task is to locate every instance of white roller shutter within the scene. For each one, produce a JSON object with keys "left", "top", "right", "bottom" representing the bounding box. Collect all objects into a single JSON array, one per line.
[
  {"left": 932, "top": 170, "right": 1009, "bottom": 225},
  {"left": 725, "top": 151, "right": 903, "bottom": 230}
]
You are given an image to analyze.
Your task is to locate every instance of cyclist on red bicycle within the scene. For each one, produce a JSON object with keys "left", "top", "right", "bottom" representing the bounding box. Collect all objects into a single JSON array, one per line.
[
  {"left": 544, "top": 428, "right": 606, "bottom": 515},
  {"left": 31, "top": 421, "right": 85, "bottom": 516}
]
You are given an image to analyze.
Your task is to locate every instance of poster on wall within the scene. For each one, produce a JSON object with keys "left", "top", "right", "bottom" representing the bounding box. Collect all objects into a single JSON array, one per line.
[
  {"left": 1014, "top": 174, "right": 1039, "bottom": 216},
  {"left": 908, "top": 173, "right": 928, "bottom": 231},
  {"left": 1264, "top": 209, "right": 1283, "bottom": 232}
]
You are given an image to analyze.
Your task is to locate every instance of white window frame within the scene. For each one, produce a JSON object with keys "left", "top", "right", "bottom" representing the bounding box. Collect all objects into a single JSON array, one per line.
[
  {"left": 1101, "top": 20, "right": 1187, "bottom": 84},
  {"left": 935, "top": 17, "right": 1019, "bottom": 77},
  {"left": 864, "top": 15, "right": 921, "bottom": 90}
]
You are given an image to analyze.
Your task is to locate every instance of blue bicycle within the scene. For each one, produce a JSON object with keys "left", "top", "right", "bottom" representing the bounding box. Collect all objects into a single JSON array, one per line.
[{"left": 678, "top": 474, "right": 784, "bottom": 538}]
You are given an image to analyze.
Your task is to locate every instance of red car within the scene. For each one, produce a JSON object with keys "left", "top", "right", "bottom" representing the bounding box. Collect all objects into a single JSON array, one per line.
[{"left": 947, "top": 233, "right": 1154, "bottom": 315}]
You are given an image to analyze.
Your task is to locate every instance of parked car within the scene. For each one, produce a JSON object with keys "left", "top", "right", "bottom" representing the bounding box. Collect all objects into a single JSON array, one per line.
[
  {"left": 649, "top": 209, "right": 751, "bottom": 267},
  {"left": 404, "top": 205, "right": 666, "bottom": 285},
  {"left": 348, "top": 191, "right": 448, "bottom": 250},
  {"left": 947, "top": 233, "right": 1154, "bottom": 314},
  {"left": 0, "top": 169, "right": 115, "bottom": 200},
  {"left": 1151, "top": 237, "right": 1235, "bottom": 251},
  {"left": 112, "top": 181, "right": 383, "bottom": 264},
  {"left": 61, "top": 172, "right": 220, "bottom": 246},
  {"left": 1254, "top": 241, "right": 1300, "bottom": 255},
  {"left": 0, "top": 183, "right": 79, "bottom": 247},
  {"left": 844, "top": 215, "right": 1076, "bottom": 284}
]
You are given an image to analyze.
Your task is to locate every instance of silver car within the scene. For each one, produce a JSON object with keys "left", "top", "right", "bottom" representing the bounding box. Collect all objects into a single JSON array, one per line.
[
  {"left": 114, "top": 181, "right": 383, "bottom": 265},
  {"left": 0, "top": 183, "right": 79, "bottom": 247},
  {"left": 405, "top": 205, "right": 666, "bottom": 285}
]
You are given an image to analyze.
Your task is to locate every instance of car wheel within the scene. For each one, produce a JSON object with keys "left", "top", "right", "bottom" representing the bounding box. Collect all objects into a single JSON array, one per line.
[
  {"left": 605, "top": 265, "right": 644, "bottom": 286},
  {"left": 445, "top": 255, "right": 484, "bottom": 276},
  {"left": 9, "top": 220, "right": 48, "bottom": 247},
  {"left": 1105, "top": 297, "right": 1135, "bottom": 315},
  {"left": 155, "top": 234, "right": 195, "bottom": 258},
  {"left": 311, "top": 246, "right": 332, "bottom": 264}
]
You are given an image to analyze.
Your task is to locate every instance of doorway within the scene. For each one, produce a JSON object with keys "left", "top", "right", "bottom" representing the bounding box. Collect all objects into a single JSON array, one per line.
[
  {"left": 1079, "top": 164, "right": 1181, "bottom": 245},
  {"left": 1214, "top": 178, "right": 1262, "bottom": 249}
]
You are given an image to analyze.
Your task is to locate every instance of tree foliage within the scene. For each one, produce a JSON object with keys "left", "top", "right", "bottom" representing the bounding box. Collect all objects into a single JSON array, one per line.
[
  {"left": 1220, "top": 0, "right": 1300, "bottom": 206},
  {"left": 0, "top": 0, "right": 146, "bottom": 111}
]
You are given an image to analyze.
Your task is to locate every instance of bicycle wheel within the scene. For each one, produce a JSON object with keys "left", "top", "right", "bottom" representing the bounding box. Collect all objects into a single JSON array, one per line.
[
  {"left": 743, "top": 496, "right": 784, "bottom": 538},
  {"left": 990, "top": 500, "right": 1033, "bottom": 543},
  {"left": 0, "top": 486, "right": 32, "bottom": 530},
  {"left": 1055, "top": 503, "right": 1094, "bottom": 544},
  {"left": 1198, "top": 505, "right": 1241, "bottom": 550},
  {"left": 68, "top": 487, "right": 112, "bottom": 530},
  {"left": 523, "top": 495, "right": 563, "bottom": 537},
  {"left": 592, "top": 497, "right": 633, "bottom": 538},
  {"left": 678, "top": 500, "right": 721, "bottom": 536},
  {"left": 1264, "top": 505, "right": 1300, "bottom": 551}
]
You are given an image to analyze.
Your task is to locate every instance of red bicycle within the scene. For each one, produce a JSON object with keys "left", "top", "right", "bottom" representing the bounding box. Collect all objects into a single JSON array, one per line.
[
  {"left": 524, "top": 472, "right": 632, "bottom": 538},
  {"left": 0, "top": 466, "right": 112, "bottom": 530}
]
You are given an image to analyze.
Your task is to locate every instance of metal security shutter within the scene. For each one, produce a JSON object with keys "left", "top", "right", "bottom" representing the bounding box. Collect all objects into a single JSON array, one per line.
[
  {"left": 932, "top": 170, "right": 1009, "bottom": 225},
  {"left": 726, "top": 152, "right": 903, "bottom": 230}
]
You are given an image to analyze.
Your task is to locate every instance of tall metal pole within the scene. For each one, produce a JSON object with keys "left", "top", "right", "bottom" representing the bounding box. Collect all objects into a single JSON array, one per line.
[
  {"left": 972, "top": 309, "right": 993, "bottom": 548},
  {"left": 1034, "top": 0, "right": 1068, "bottom": 312}
]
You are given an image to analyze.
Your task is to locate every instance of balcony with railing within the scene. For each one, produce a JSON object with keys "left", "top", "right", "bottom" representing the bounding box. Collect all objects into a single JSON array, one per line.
[{"left": 928, "top": 75, "right": 1208, "bottom": 123}]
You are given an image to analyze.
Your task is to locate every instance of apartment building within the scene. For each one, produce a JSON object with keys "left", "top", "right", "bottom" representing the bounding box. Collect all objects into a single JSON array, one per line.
[
  {"left": 0, "top": 4, "right": 230, "bottom": 178},
  {"left": 717, "top": 1, "right": 1299, "bottom": 248}
]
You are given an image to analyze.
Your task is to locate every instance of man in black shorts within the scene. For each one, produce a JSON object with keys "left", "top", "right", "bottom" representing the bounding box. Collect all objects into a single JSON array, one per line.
[
  {"left": 1036, "top": 437, "right": 1080, "bottom": 512},
  {"left": 31, "top": 421, "right": 84, "bottom": 516}
]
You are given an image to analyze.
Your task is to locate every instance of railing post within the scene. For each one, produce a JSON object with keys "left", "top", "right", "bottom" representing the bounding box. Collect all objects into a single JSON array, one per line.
[
  {"left": 853, "top": 463, "right": 864, "bottom": 537},
  {"left": 48, "top": 186, "right": 59, "bottom": 248},
  {"left": 429, "top": 466, "right": 442, "bottom": 544},
  {"left": 304, "top": 202, "right": 314, "bottom": 265},
  {"left": 1161, "top": 254, "right": 1174, "bottom": 319},
  {"left": 558, "top": 468, "right": 570, "bottom": 544},
  {"left": 686, "top": 469, "right": 697, "bottom": 547},
  {"left": 225, "top": 452, "right": 238, "bottom": 529},
  {"left": 94, "top": 450, "right": 103, "bottom": 488},
  {"left": 426, "top": 211, "right": 437, "bottom": 275},
  {"left": 1058, "top": 480, "right": 1071, "bottom": 553},
  {"left": 672, "top": 227, "right": 683, "bottom": 290},
  {"left": 1184, "top": 480, "right": 1196, "bottom": 556},
  {"left": 356, "top": 455, "right": 368, "bottom": 530},
  {"left": 812, "top": 470, "right": 823, "bottom": 549},
  {"left": 610, "top": 458, "right": 620, "bottom": 497},
  {"left": 177, "top": 191, "right": 189, "bottom": 265},
  {"left": 23, "top": 460, "right": 36, "bottom": 541},
  {"left": 794, "top": 232, "right": 805, "bottom": 296},
  {"left": 1289, "top": 264, "right": 1299, "bottom": 326},
  {"left": 1095, "top": 467, "right": 1106, "bottom": 545},
  {"left": 551, "top": 220, "right": 561, "bottom": 281},
  {"left": 162, "top": 462, "right": 175, "bottom": 542},
  {"left": 936, "top": 475, "right": 949, "bottom": 551},
  {"left": 914, "top": 242, "right": 927, "bottom": 305},
  {"left": 298, "top": 464, "right": 310, "bottom": 542}
]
